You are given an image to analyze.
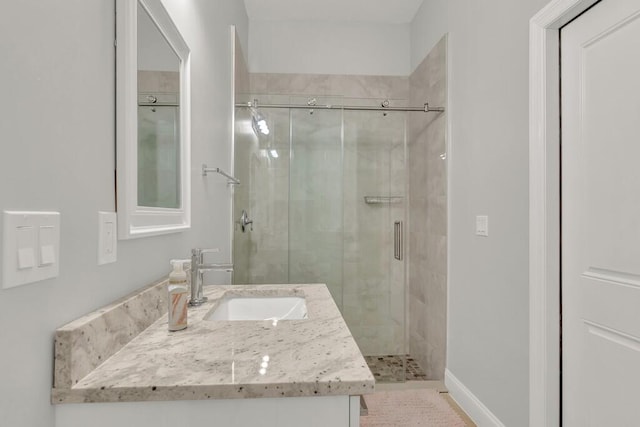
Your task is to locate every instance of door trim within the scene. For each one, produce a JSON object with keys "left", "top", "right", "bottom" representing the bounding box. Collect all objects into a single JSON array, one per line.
[{"left": 528, "top": 1, "right": 599, "bottom": 425}]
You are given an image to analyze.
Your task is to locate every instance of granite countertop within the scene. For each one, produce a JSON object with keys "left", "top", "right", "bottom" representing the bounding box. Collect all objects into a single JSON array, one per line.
[{"left": 52, "top": 284, "right": 374, "bottom": 404}]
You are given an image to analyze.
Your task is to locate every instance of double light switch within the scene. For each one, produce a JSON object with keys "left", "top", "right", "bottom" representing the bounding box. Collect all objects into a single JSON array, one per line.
[{"left": 2, "top": 211, "right": 60, "bottom": 289}]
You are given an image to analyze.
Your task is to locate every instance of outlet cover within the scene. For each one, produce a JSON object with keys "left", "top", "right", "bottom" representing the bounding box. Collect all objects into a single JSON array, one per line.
[{"left": 476, "top": 215, "right": 489, "bottom": 237}]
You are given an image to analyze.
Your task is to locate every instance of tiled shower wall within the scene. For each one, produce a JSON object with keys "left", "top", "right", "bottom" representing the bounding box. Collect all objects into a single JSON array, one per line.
[
  {"left": 249, "top": 74, "right": 408, "bottom": 100},
  {"left": 408, "top": 35, "right": 448, "bottom": 379}
]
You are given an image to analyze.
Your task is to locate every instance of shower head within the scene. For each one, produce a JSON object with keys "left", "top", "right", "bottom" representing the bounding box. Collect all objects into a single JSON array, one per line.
[{"left": 249, "top": 99, "right": 270, "bottom": 136}]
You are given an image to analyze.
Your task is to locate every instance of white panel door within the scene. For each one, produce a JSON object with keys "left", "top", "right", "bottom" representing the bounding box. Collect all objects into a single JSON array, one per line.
[{"left": 562, "top": 1, "right": 640, "bottom": 425}]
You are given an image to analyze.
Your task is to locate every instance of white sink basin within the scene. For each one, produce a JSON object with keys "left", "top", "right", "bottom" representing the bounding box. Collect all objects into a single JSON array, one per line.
[{"left": 205, "top": 296, "right": 308, "bottom": 321}]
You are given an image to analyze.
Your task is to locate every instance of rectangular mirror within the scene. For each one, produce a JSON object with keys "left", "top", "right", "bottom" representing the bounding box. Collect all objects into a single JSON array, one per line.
[{"left": 116, "top": 0, "right": 191, "bottom": 239}]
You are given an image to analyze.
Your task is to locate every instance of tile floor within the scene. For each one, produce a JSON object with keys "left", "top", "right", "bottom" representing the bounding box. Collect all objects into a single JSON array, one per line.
[
  {"left": 371, "top": 381, "right": 477, "bottom": 426},
  {"left": 362, "top": 356, "right": 477, "bottom": 425},
  {"left": 364, "top": 354, "right": 428, "bottom": 383}
]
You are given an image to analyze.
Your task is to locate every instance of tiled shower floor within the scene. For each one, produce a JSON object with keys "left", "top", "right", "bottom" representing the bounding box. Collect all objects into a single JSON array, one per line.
[{"left": 364, "top": 355, "right": 428, "bottom": 383}]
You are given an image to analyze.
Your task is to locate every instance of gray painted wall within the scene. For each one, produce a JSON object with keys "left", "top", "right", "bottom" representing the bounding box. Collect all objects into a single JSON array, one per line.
[
  {"left": 411, "top": 0, "right": 548, "bottom": 425},
  {"left": 0, "top": 1, "right": 247, "bottom": 425},
  {"left": 249, "top": 20, "right": 411, "bottom": 76}
]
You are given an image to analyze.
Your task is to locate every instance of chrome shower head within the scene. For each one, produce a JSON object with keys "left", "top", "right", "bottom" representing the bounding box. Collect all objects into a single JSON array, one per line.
[{"left": 249, "top": 99, "right": 270, "bottom": 136}]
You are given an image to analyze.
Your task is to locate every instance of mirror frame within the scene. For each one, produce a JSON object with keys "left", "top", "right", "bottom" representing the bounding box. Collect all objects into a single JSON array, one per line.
[{"left": 116, "top": 0, "right": 191, "bottom": 239}]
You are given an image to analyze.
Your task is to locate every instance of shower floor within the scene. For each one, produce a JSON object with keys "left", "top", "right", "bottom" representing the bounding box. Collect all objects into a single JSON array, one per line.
[{"left": 364, "top": 355, "right": 428, "bottom": 383}]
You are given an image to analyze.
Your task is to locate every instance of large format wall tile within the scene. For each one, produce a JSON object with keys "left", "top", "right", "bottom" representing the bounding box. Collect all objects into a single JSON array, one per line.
[
  {"left": 408, "top": 35, "right": 448, "bottom": 380},
  {"left": 249, "top": 73, "right": 408, "bottom": 100}
]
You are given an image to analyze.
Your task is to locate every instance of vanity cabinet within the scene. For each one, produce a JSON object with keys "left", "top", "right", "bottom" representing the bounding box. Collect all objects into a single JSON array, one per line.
[
  {"left": 52, "top": 284, "right": 372, "bottom": 427},
  {"left": 56, "top": 395, "right": 361, "bottom": 427}
]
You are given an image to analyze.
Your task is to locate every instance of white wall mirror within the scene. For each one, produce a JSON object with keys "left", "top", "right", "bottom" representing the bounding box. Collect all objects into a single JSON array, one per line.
[{"left": 116, "top": 0, "right": 191, "bottom": 239}]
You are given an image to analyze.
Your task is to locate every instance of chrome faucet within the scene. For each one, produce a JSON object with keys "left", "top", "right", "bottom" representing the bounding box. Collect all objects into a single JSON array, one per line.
[{"left": 189, "top": 248, "right": 233, "bottom": 306}]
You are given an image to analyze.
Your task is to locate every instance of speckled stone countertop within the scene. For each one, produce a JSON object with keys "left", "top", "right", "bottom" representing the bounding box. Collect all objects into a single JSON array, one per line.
[{"left": 52, "top": 284, "right": 374, "bottom": 404}]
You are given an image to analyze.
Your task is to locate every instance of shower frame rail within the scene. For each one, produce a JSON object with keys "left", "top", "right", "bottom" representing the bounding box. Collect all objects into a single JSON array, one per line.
[{"left": 235, "top": 101, "right": 445, "bottom": 113}]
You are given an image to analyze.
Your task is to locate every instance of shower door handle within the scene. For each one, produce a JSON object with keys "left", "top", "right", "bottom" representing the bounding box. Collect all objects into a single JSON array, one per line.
[{"left": 394, "top": 221, "right": 403, "bottom": 261}]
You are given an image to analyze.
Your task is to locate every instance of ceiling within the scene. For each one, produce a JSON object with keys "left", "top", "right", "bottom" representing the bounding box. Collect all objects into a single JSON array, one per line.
[{"left": 243, "top": 0, "right": 425, "bottom": 24}]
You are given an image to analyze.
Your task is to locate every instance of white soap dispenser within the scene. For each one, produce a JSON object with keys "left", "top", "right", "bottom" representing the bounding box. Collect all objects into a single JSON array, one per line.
[{"left": 168, "top": 260, "right": 189, "bottom": 331}]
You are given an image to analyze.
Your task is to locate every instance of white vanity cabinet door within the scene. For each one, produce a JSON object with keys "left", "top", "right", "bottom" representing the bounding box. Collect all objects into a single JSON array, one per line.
[{"left": 55, "top": 395, "right": 359, "bottom": 427}]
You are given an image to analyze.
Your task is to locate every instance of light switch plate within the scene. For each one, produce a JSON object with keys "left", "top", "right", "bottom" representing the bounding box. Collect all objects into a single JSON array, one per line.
[
  {"left": 2, "top": 211, "right": 60, "bottom": 289},
  {"left": 476, "top": 215, "right": 489, "bottom": 237},
  {"left": 16, "top": 226, "right": 36, "bottom": 269},
  {"left": 98, "top": 212, "right": 117, "bottom": 265}
]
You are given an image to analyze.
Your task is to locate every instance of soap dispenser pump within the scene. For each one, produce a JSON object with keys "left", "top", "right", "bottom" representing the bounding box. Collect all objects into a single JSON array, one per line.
[{"left": 168, "top": 259, "right": 189, "bottom": 331}]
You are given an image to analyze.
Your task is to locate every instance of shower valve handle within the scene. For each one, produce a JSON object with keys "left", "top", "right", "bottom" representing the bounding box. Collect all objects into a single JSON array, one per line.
[{"left": 236, "top": 209, "right": 253, "bottom": 233}]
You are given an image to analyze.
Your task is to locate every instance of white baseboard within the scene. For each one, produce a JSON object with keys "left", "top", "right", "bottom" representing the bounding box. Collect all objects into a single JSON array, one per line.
[{"left": 444, "top": 369, "right": 505, "bottom": 427}]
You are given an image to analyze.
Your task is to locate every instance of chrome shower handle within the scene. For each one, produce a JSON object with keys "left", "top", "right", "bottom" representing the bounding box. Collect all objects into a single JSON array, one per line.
[{"left": 236, "top": 209, "right": 253, "bottom": 233}]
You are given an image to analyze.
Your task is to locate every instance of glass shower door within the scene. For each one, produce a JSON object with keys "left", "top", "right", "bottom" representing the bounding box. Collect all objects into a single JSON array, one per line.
[
  {"left": 342, "top": 103, "right": 407, "bottom": 382},
  {"left": 232, "top": 95, "right": 408, "bottom": 382},
  {"left": 138, "top": 105, "right": 181, "bottom": 208},
  {"left": 233, "top": 95, "right": 291, "bottom": 285},
  {"left": 288, "top": 99, "right": 344, "bottom": 307}
]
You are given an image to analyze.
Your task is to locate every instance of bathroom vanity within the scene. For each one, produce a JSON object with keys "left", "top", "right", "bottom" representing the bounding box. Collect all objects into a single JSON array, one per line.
[{"left": 52, "top": 282, "right": 374, "bottom": 427}]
